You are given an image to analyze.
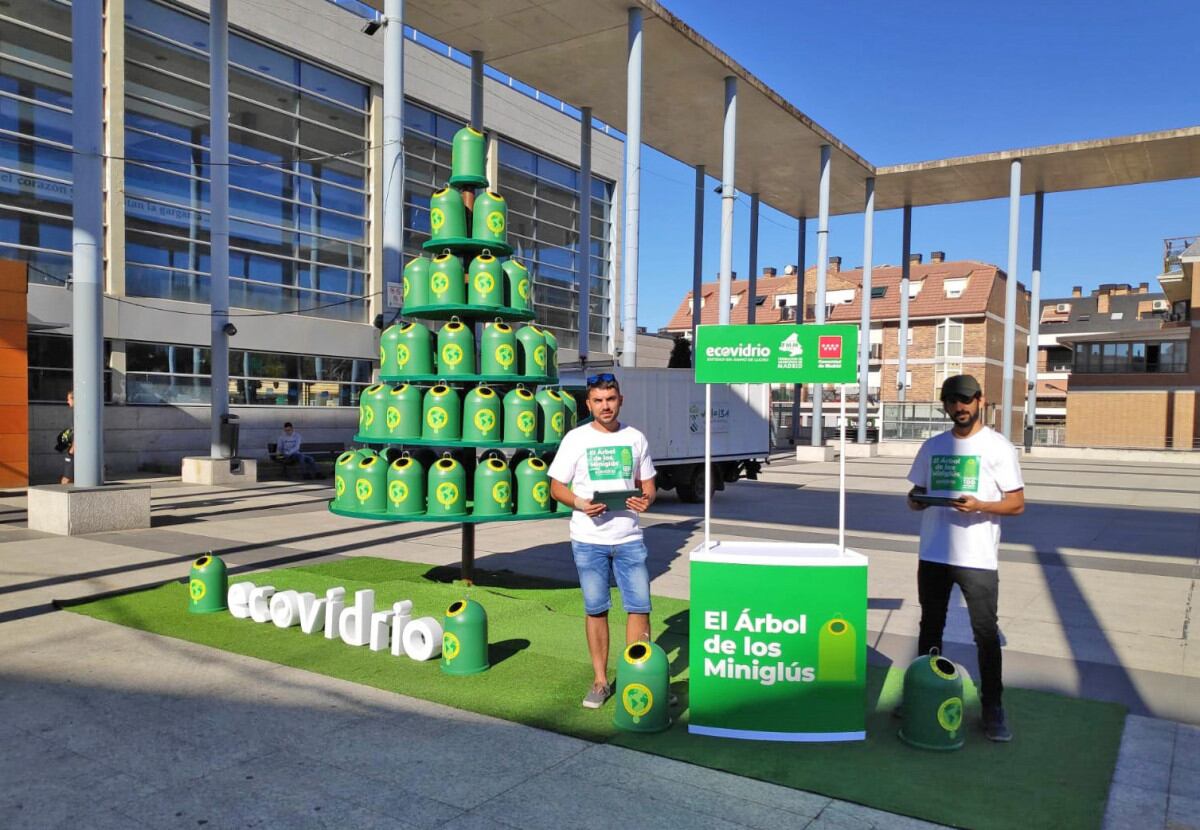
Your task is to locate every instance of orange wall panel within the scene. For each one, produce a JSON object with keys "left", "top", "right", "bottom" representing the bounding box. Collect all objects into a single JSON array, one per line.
[{"left": 0, "top": 260, "right": 28, "bottom": 487}]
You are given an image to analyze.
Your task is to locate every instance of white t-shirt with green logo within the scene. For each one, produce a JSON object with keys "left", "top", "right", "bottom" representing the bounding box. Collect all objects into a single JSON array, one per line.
[
  {"left": 906, "top": 426, "right": 1024, "bottom": 570},
  {"left": 548, "top": 423, "right": 657, "bottom": 545}
]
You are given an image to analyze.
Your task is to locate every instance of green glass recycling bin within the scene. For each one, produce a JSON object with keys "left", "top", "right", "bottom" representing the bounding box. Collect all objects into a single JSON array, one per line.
[
  {"left": 472, "top": 190, "right": 507, "bottom": 246},
  {"left": 441, "top": 598, "right": 489, "bottom": 675},
  {"left": 480, "top": 321, "right": 517, "bottom": 377},
  {"left": 515, "top": 325, "right": 547, "bottom": 378},
  {"left": 387, "top": 455, "right": 425, "bottom": 516},
  {"left": 403, "top": 255, "right": 431, "bottom": 308},
  {"left": 467, "top": 253, "right": 504, "bottom": 307},
  {"left": 898, "top": 649, "right": 966, "bottom": 751},
  {"left": 515, "top": 456, "right": 552, "bottom": 514},
  {"left": 358, "top": 384, "right": 390, "bottom": 440},
  {"left": 422, "top": 385, "right": 461, "bottom": 441},
  {"left": 449, "top": 126, "right": 488, "bottom": 187},
  {"left": 334, "top": 450, "right": 362, "bottom": 510},
  {"left": 535, "top": 388, "right": 566, "bottom": 443},
  {"left": 352, "top": 453, "right": 388, "bottom": 514},
  {"left": 188, "top": 553, "right": 228, "bottom": 614},
  {"left": 429, "top": 186, "right": 467, "bottom": 241},
  {"left": 391, "top": 322, "right": 434, "bottom": 375},
  {"left": 542, "top": 328, "right": 559, "bottom": 381},
  {"left": 614, "top": 641, "right": 671, "bottom": 733},
  {"left": 437, "top": 317, "right": 476, "bottom": 376},
  {"left": 427, "top": 455, "right": 467, "bottom": 517},
  {"left": 429, "top": 252, "right": 466, "bottom": 305},
  {"left": 472, "top": 456, "right": 513, "bottom": 517},
  {"left": 502, "top": 259, "right": 531, "bottom": 311},
  {"left": 384, "top": 383, "right": 422, "bottom": 440},
  {"left": 560, "top": 390, "right": 578, "bottom": 430},
  {"left": 462, "top": 386, "right": 502, "bottom": 443},
  {"left": 503, "top": 387, "right": 538, "bottom": 443}
]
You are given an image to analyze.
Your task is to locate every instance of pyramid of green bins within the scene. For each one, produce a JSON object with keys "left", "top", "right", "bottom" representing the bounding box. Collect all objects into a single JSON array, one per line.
[{"left": 330, "top": 125, "right": 574, "bottom": 524}]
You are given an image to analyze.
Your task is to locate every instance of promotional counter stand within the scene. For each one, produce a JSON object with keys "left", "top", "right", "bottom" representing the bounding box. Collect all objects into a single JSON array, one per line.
[{"left": 689, "top": 324, "right": 868, "bottom": 741}]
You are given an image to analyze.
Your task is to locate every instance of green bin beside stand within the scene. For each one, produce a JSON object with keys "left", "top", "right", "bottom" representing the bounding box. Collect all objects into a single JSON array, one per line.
[
  {"left": 188, "top": 553, "right": 228, "bottom": 614},
  {"left": 387, "top": 455, "right": 425, "bottom": 516},
  {"left": 502, "top": 259, "right": 531, "bottom": 311},
  {"left": 429, "top": 187, "right": 468, "bottom": 242},
  {"left": 535, "top": 388, "right": 566, "bottom": 443},
  {"left": 449, "top": 127, "right": 488, "bottom": 187},
  {"left": 358, "top": 384, "right": 390, "bottom": 440},
  {"left": 393, "top": 323, "right": 434, "bottom": 375},
  {"left": 898, "top": 649, "right": 965, "bottom": 751},
  {"left": 503, "top": 387, "right": 539, "bottom": 443},
  {"left": 353, "top": 454, "right": 388, "bottom": 514},
  {"left": 403, "top": 256, "right": 431, "bottom": 308},
  {"left": 441, "top": 598, "right": 489, "bottom": 675},
  {"left": 429, "top": 252, "right": 466, "bottom": 305},
  {"left": 427, "top": 455, "right": 468, "bottom": 517},
  {"left": 472, "top": 190, "right": 507, "bottom": 246},
  {"left": 515, "top": 457, "right": 552, "bottom": 514},
  {"left": 515, "top": 325, "right": 547, "bottom": 378},
  {"left": 613, "top": 641, "right": 671, "bottom": 733},
  {"left": 472, "top": 457, "right": 513, "bottom": 517},
  {"left": 334, "top": 450, "right": 361, "bottom": 510}
]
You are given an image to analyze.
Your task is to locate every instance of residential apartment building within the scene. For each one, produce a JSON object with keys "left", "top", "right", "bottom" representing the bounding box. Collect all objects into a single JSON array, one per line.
[{"left": 2, "top": 0, "right": 622, "bottom": 483}]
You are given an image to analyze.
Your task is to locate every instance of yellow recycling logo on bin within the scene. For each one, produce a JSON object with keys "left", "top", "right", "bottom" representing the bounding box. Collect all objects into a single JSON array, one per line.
[
  {"left": 817, "top": 616, "right": 857, "bottom": 682},
  {"left": 443, "top": 632, "right": 461, "bottom": 661},
  {"left": 435, "top": 482, "right": 460, "bottom": 507},
  {"left": 516, "top": 411, "right": 536, "bottom": 436},
  {"left": 430, "top": 207, "right": 445, "bottom": 232},
  {"left": 442, "top": 344, "right": 465, "bottom": 368},
  {"left": 486, "top": 211, "right": 505, "bottom": 235},
  {"left": 388, "top": 480, "right": 408, "bottom": 506},
  {"left": 474, "top": 273, "right": 495, "bottom": 295},
  {"left": 492, "top": 480, "right": 510, "bottom": 505},
  {"left": 474, "top": 409, "right": 497, "bottom": 435},
  {"left": 495, "top": 344, "right": 515, "bottom": 370},
  {"left": 622, "top": 683, "right": 653, "bottom": 722}
]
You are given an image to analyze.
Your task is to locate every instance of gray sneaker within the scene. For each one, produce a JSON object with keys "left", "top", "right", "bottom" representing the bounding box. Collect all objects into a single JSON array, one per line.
[{"left": 582, "top": 682, "right": 613, "bottom": 709}]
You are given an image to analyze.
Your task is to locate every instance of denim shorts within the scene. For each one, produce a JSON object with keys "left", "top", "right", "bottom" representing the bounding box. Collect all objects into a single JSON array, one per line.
[{"left": 571, "top": 540, "right": 652, "bottom": 616}]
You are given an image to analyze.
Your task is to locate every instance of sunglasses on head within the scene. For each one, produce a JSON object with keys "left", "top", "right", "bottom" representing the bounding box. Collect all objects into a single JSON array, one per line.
[{"left": 586, "top": 372, "right": 617, "bottom": 386}]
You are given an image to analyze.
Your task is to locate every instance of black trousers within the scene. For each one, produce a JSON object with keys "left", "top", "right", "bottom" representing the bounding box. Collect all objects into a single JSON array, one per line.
[{"left": 917, "top": 560, "right": 1003, "bottom": 712}]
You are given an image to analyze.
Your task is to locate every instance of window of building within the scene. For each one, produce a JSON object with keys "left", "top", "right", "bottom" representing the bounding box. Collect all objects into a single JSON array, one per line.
[
  {"left": 1110, "top": 312, "right": 1123, "bottom": 320},
  {"left": 933, "top": 318, "right": 964, "bottom": 395},
  {"left": 908, "top": 280, "right": 924, "bottom": 299},
  {"left": 122, "top": 0, "right": 371, "bottom": 322},
  {"left": 402, "top": 102, "right": 614, "bottom": 353},
  {"left": 1072, "top": 339, "right": 1187, "bottom": 374},
  {"left": 870, "top": 286, "right": 886, "bottom": 299},
  {"left": 27, "top": 334, "right": 113, "bottom": 402},
  {"left": 943, "top": 278, "right": 968, "bottom": 299},
  {"left": 0, "top": 0, "right": 75, "bottom": 286},
  {"left": 755, "top": 295, "right": 767, "bottom": 306}
]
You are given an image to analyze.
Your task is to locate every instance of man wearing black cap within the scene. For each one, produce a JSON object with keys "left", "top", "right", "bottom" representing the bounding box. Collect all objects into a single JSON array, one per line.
[{"left": 907, "top": 374, "right": 1025, "bottom": 742}]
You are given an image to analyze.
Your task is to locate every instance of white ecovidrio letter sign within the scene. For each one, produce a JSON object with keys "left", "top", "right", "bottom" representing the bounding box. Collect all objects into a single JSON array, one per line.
[{"left": 226, "top": 581, "right": 443, "bottom": 662}]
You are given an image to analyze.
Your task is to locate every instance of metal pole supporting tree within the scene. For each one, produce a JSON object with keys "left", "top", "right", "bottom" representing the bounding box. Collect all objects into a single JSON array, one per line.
[
  {"left": 858, "top": 177, "right": 875, "bottom": 443},
  {"left": 209, "top": 0, "right": 230, "bottom": 458},
  {"left": 1001, "top": 159, "right": 1022, "bottom": 440},
  {"left": 620, "top": 8, "right": 643, "bottom": 367},
  {"left": 1024, "top": 191, "right": 1044, "bottom": 452},
  {"left": 811, "top": 145, "right": 830, "bottom": 446}
]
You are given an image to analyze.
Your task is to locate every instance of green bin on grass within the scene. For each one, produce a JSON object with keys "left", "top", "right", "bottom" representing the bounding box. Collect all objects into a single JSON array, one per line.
[
  {"left": 188, "top": 553, "right": 228, "bottom": 614},
  {"left": 441, "top": 598, "right": 489, "bottom": 675},
  {"left": 898, "top": 649, "right": 965, "bottom": 751},
  {"left": 613, "top": 641, "right": 671, "bottom": 733}
]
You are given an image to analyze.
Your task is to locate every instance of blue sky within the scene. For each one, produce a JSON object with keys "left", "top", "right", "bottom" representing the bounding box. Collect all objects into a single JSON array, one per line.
[{"left": 633, "top": 0, "right": 1199, "bottom": 329}]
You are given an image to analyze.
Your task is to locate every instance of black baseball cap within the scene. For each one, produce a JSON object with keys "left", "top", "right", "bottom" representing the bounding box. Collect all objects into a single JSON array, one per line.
[{"left": 940, "top": 374, "right": 981, "bottom": 401}]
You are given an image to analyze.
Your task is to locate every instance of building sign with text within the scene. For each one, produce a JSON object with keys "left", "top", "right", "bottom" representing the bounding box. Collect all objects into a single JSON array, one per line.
[{"left": 694, "top": 324, "right": 859, "bottom": 385}]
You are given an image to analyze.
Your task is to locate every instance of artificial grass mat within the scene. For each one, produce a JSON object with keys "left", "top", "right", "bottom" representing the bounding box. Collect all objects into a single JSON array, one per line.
[{"left": 68, "top": 557, "right": 1124, "bottom": 830}]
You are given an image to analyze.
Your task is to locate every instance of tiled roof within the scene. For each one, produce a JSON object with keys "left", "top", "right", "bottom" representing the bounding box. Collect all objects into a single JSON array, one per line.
[{"left": 1037, "top": 292, "right": 1168, "bottom": 334}]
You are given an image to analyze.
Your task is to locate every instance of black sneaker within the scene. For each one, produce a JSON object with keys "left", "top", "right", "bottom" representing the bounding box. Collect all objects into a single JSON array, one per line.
[{"left": 983, "top": 707, "right": 1012, "bottom": 742}]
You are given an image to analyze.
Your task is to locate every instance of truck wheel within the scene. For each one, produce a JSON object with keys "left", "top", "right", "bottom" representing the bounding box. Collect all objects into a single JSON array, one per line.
[{"left": 675, "top": 464, "right": 709, "bottom": 503}]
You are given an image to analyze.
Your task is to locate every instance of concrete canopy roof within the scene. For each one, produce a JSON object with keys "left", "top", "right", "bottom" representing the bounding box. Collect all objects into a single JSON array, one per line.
[{"left": 358, "top": 1, "right": 1200, "bottom": 218}]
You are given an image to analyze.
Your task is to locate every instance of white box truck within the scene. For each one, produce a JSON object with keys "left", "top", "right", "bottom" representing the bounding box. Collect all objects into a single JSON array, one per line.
[{"left": 560, "top": 368, "right": 771, "bottom": 502}]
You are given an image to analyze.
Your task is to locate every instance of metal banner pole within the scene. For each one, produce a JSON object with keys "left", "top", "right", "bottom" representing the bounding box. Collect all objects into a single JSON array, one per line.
[
  {"left": 839, "top": 384, "right": 846, "bottom": 554},
  {"left": 704, "top": 382, "right": 712, "bottom": 550}
]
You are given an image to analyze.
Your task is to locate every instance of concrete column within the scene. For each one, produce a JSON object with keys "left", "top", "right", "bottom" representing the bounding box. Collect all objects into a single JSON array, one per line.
[
  {"left": 717, "top": 76, "right": 737, "bottom": 326},
  {"left": 858, "top": 177, "right": 875, "bottom": 443},
  {"left": 367, "top": 87, "right": 385, "bottom": 318},
  {"left": 691, "top": 164, "right": 704, "bottom": 342},
  {"left": 1001, "top": 159, "right": 1022, "bottom": 439},
  {"left": 72, "top": 0, "right": 105, "bottom": 485},
  {"left": 898, "top": 204, "right": 912, "bottom": 403},
  {"left": 1024, "top": 191, "right": 1044, "bottom": 451},
  {"left": 469, "top": 50, "right": 483, "bottom": 130},
  {"left": 103, "top": 0, "right": 126, "bottom": 297},
  {"left": 810, "top": 144, "right": 831, "bottom": 446},
  {"left": 747, "top": 193, "right": 759, "bottom": 324},
  {"left": 208, "top": 0, "right": 230, "bottom": 458},
  {"left": 578, "top": 106, "right": 592, "bottom": 361},
  {"left": 791, "top": 216, "right": 805, "bottom": 443},
  {"left": 620, "top": 7, "right": 643, "bottom": 365},
  {"left": 381, "top": 0, "right": 405, "bottom": 289}
]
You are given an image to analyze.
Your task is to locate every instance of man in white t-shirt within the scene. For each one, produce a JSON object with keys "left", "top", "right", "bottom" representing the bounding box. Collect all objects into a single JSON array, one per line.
[
  {"left": 907, "top": 374, "right": 1024, "bottom": 742},
  {"left": 548, "top": 373, "right": 657, "bottom": 710}
]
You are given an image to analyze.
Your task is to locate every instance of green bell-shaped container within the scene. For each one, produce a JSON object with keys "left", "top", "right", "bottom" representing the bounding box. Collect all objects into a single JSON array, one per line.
[
  {"left": 560, "top": 389, "right": 578, "bottom": 431},
  {"left": 358, "top": 384, "right": 390, "bottom": 440},
  {"left": 449, "top": 126, "right": 488, "bottom": 187},
  {"left": 472, "top": 190, "right": 507, "bottom": 245},
  {"left": 515, "top": 325, "right": 548, "bottom": 378},
  {"left": 429, "top": 186, "right": 467, "bottom": 241},
  {"left": 542, "top": 328, "right": 559, "bottom": 381},
  {"left": 613, "top": 641, "right": 672, "bottom": 733},
  {"left": 437, "top": 317, "right": 476, "bottom": 376},
  {"left": 462, "top": 386, "right": 502, "bottom": 443},
  {"left": 472, "top": 456, "right": 513, "bottom": 517},
  {"left": 391, "top": 322, "right": 434, "bottom": 376},
  {"left": 387, "top": 455, "right": 425, "bottom": 516},
  {"left": 429, "top": 252, "right": 466, "bottom": 305},
  {"left": 441, "top": 598, "right": 489, "bottom": 675},
  {"left": 422, "top": 385, "right": 462, "bottom": 441},
  {"left": 352, "top": 453, "right": 388, "bottom": 514},
  {"left": 535, "top": 388, "right": 567, "bottom": 443},
  {"left": 427, "top": 454, "right": 467, "bottom": 517},
  {"left": 515, "top": 456, "right": 552, "bottom": 514},
  {"left": 188, "top": 553, "right": 228, "bottom": 614},
  {"left": 467, "top": 253, "right": 504, "bottom": 307},
  {"left": 502, "top": 259, "right": 532, "bottom": 311},
  {"left": 403, "top": 256, "right": 431, "bottom": 308},
  {"left": 898, "top": 648, "right": 966, "bottom": 751},
  {"left": 384, "top": 383, "right": 422, "bottom": 439},
  {"left": 480, "top": 321, "right": 518, "bottom": 377},
  {"left": 503, "top": 387, "right": 539, "bottom": 443},
  {"left": 333, "top": 450, "right": 362, "bottom": 510}
]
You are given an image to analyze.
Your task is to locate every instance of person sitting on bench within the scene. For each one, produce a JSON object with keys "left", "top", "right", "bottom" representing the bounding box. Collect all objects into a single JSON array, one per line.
[{"left": 275, "top": 422, "right": 319, "bottom": 479}]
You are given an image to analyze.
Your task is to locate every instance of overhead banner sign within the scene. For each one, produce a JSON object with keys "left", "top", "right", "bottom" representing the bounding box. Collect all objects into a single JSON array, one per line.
[{"left": 694, "top": 324, "right": 859, "bottom": 385}]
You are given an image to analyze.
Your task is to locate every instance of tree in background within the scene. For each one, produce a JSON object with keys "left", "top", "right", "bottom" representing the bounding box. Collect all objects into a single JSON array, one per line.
[{"left": 668, "top": 336, "right": 692, "bottom": 369}]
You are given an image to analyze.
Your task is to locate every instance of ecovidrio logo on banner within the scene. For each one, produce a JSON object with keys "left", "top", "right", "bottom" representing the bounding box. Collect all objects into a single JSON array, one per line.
[{"left": 694, "top": 324, "right": 858, "bottom": 385}]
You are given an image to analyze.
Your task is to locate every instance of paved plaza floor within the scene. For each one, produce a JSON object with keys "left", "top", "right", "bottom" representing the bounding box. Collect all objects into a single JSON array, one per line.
[{"left": 1, "top": 453, "right": 1197, "bottom": 829}]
